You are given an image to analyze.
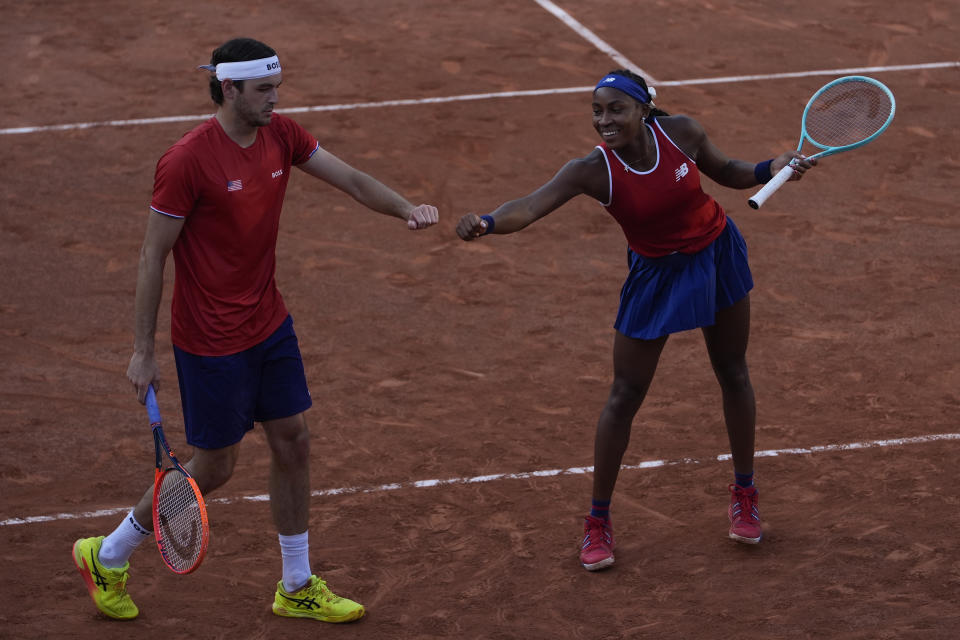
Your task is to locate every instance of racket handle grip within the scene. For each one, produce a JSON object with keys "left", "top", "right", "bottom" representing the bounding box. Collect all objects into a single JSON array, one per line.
[
  {"left": 748, "top": 163, "right": 794, "bottom": 209},
  {"left": 145, "top": 384, "right": 162, "bottom": 424}
]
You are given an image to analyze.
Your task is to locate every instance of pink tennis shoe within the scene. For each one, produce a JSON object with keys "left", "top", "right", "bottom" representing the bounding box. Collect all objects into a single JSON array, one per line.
[
  {"left": 580, "top": 515, "right": 615, "bottom": 571},
  {"left": 728, "top": 484, "right": 762, "bottom": 544}
]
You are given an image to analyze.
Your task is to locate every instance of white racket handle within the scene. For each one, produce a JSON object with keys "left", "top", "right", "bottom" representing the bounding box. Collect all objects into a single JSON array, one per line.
[{"left": 748, "top": 163, "right": 794, "bottom": 209}]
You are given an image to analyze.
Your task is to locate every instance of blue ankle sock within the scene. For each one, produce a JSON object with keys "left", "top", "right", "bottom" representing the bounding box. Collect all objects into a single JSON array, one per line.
[
  {"left": 735, "top": 472, "right": 754, "bottom": 488},
  {"left": 590, "top": 499, "right": 611, "bottom": 520}
]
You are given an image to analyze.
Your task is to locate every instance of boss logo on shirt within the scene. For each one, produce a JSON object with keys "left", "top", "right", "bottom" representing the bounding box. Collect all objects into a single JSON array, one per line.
[
  {"left": 675, "top": 163, "right": 689, "bottom": 181},
  {"left": 271, "top": 169, "right": 284, "bottom": 179}
]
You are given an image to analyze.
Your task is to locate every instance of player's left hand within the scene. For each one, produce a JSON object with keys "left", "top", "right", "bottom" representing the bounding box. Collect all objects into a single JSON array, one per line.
[
  {"left": 406, "top": 204, "right": 439, "bottom": 230},
  {"left": 774, "top": 151, "right": 817, "bottom": 181}
]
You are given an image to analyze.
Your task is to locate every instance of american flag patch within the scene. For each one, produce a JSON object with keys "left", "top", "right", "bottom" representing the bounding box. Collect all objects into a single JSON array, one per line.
[{"left": 226, "top": 179, "right": 243, "bottom": 192}]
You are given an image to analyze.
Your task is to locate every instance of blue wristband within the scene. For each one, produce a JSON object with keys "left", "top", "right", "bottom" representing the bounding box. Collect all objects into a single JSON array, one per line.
[
  {"left": 480, "top": 215, "right": 495, "bottom": 235},
  {"left": 754, "top": 159, "right": 774, "bottom": 184}
]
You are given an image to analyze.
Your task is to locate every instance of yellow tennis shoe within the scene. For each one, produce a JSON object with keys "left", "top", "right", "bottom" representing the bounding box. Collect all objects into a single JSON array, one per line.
[
  {"left": 72, "top": 536, "right": 139, "bottom": 620},
  {"left": 272, "top": 575, "right": 365, "bottom": 623}
]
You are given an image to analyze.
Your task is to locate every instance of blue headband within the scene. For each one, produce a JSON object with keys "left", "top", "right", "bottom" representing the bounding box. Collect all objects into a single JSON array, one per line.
[{"left": 595, "top": 74, "right": 651, "bottom": 104}]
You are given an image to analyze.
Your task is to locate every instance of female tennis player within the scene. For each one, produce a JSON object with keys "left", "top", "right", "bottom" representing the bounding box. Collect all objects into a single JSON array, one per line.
[{"left": 456, "top": 69, "right": 816, "bottom": 571}]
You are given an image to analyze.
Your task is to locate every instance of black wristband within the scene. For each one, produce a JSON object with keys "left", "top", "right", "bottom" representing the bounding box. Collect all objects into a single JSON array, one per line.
[
  {"left": 754, "top": 159, "right": 774, "bottom": 184},
  {"left": 480, "top": 215, "right": 495, "bottom": 235}
]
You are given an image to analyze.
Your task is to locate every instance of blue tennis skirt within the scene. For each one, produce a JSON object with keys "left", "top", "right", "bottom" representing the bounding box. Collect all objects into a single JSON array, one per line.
[{"left": 614, "top": 217, "right": 754, "bottom": 340}]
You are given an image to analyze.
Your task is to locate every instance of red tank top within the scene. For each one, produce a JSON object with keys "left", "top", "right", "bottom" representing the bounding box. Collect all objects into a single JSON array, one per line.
[{"left": 598, "top": 119, "right": 726, "bottom": 257}]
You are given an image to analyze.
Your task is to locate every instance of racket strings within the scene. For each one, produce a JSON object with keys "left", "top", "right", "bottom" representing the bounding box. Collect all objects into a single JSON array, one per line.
[
  {"left": 804, "top": 81, "right": 893, "bottom": 148},
  {"left": 155, "top": 470, "right": 205, "bottom": 572}
]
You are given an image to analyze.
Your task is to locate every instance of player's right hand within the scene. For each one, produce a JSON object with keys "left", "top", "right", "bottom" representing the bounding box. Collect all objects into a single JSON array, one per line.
[
  {"left": 127, "top": 353, "right": 160, "bottom": 404},
  {"left": 456, "top": 213, "right": 487, "bottom": 241},
  {"left": 405, "top": 203, "right": 439, "bottom": 230}
]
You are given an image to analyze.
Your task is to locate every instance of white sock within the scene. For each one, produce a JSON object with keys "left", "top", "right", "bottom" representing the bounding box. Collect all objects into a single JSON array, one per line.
[
  {"left": 279, "top": 531, "right": 312, "bottom": 593},
  {"left": 99, "top": 510, "right": 151, "bottom": 568}
]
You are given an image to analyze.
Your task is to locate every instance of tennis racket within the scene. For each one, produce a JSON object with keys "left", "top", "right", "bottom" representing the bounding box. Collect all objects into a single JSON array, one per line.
[
  {"left": 145, "top": 384, "right": 209, "bottom": 574},
  {"left": 748, "top": 75, "right": 895, "bottom": 209}
]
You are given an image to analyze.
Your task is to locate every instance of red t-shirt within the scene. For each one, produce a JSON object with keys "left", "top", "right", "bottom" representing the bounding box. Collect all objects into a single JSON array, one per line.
[
  {"left": 598, "top": 119, "right": 726, "bottom": 257},
  {"left": 150, "top": 114, "right": 319, "bottom": 355}
]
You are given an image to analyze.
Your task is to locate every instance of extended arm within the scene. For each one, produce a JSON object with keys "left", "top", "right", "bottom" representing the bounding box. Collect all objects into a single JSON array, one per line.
[
  {"left": 126, "top": 211, "right": 185, "bottom": 402},
  {"left": 661, "top": 115, "right": 816, "bottom": 189},
  {"left": 456, "top": 152, "right": 606, "bottom": 240},
  {"left": 298, "top": 148, "right": 438, "bottom": 229}
]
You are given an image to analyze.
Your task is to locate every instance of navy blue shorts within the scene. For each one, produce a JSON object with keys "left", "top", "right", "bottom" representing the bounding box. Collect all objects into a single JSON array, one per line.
[
  {"left": 173, "top": 315, "right": 312, "bottom": 449},
  {"left": 614, "top": 217, "right": 754, "bottom": 340}
]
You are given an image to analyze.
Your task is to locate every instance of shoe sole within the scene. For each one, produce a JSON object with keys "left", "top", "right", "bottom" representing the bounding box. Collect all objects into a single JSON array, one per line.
[
  {"left": 729, "top": 531, "right": 762, "bottom": 544},
  {"left": 72, "top": 539, "right": 101, "bottom": 600},
  {"left": 71, "top": 539, "right": 137, "bottom": 621},
  {"left": 272, "top": 604, "right": 365, "bottom": 623},
  {"left": 581, "top": 555, "right": 615, "bottom": 571}
]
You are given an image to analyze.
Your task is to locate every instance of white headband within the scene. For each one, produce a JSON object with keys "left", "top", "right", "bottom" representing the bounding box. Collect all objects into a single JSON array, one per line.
[{"left": 196, "top": 55, "right": 281, "bottom": 81}]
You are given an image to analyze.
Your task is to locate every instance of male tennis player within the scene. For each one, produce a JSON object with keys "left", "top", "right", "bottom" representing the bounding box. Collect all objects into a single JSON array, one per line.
[{"left": 72, "top": 36, "right": 438, "bottom": 621}]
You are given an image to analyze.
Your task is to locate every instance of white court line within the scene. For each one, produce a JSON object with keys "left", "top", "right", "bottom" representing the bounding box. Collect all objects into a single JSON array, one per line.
[
  {"left": 1, "top": 61, "right": 955, "bottom": 136},
  {"left": 531, "top": 0, "right": 656, "bottom": 83},
  {"left": 655, "top": 61, "right": 960, "bottom": 86},
  {"left": 3, "top": 432, "right": 958, "bottom": 527}
]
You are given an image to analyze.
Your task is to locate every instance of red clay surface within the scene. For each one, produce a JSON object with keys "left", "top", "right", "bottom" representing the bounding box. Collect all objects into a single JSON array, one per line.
[{"left": 2, "top": 1, "right": 959, "bottom": 638}]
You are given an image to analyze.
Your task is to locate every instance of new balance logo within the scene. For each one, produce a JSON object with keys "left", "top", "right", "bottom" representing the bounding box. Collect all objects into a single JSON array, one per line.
[{"left": 675, "top": 163, "right": 689, "bottom": 181}]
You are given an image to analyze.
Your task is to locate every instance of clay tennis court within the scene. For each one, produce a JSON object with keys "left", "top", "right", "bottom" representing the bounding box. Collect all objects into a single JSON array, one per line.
[{"left": 2, "top": 1, "right": 959, "bottom": 638}]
